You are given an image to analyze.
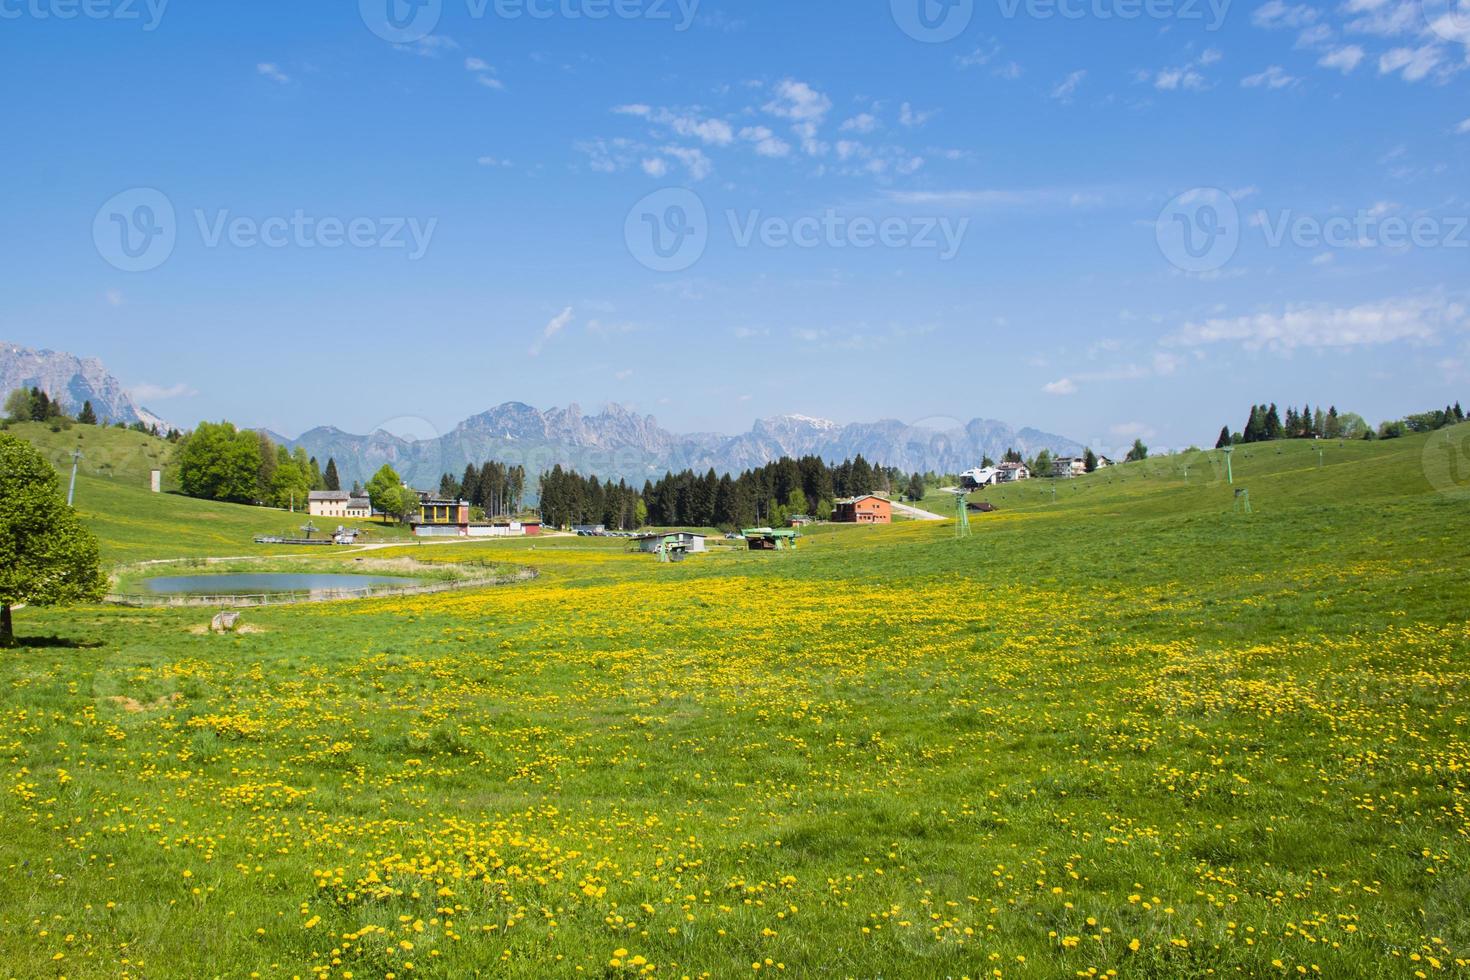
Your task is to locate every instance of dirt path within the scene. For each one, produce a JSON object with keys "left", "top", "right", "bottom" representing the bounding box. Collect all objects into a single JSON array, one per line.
[{"left": 889, "top": 499, "right": 948, "bottom": 521}]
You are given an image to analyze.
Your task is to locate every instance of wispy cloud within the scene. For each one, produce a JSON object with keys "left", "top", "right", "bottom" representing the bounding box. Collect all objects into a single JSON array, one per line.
[
  {"left": 1318, "top": 45, "right": 1367, "bottom": 72},
  {"left": 1242, "top": 65, "right": 1299, "bottom": 88},
  {"left": 256, "top": 63, "right": 289, "bottom": 84},
  {"left": 1167, "top": 294, "right": 1466, "bottom": 351},
  {"left": 529, "top": 307, "right": 575, "bottom": 356},
  {"left": 130, "top": 382, "right": 198, "bottom": 402},
  {"left": 1051, "top": 69, "right": 1086, "bottom": 102},
  {"left": 465, "top": 57, "right": 504, "bottom": 90}
]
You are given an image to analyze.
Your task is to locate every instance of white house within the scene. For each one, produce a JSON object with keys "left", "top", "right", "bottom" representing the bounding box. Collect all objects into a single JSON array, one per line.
[
  {"left": 345, "top": 493, "right": 372, "bottom": 519},
  {"left": 960, "top": 466, "right": 1001, "bottom": 488},
  {"left": 308, "top": 490, "right": 352, "bottom": 518},
  {"left": 996, "top": 462, "right": 1031, "bottom": 482},
  {"left": 1052, "top": 457, "right": 1087, "bottom": 478}
]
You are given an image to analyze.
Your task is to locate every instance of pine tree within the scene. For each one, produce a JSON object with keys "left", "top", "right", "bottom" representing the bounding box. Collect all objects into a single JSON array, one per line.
[
  {"left": 1264, "top": 404, "right": 1283, "bottom": 440},
  {"left": 323, "top": 458, "right": 340, "bottom": 492},
  {"left": 1215, "top": 425, "right": 1232, "bottom": 449},
  {"left": 77, "top": 400, "right": 97, "bottom": 425}
]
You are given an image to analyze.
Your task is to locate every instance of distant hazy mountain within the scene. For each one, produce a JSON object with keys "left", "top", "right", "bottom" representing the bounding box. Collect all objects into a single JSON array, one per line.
[
  {"left": 280, "top": 402, "right": 1083, "bottom": 490},
  {"left": 0, "top": 342, "right": 169, "bottom": 430}
]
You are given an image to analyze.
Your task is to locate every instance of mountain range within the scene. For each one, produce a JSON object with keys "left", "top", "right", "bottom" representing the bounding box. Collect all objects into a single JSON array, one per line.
[
  {"left": 3, "top": 343, "right": 1083, "bottom": 488},
  {"left": 1, "top": 343, "right": 168, "bottom": 430},
  {"left": 275, "top": 402, "right": 1084, "bottom": 490}
]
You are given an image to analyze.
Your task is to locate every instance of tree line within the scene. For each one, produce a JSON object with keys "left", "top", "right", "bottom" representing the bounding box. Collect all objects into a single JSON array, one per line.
[
  {"left": 438, "top": 461, "right": 528, "bottom": 518},
  {"left": 172, "top": 420, "right": 345, "bottom": 509},
  {"left": 521, "top": 454, "right": 909, "bottom": 531},
  {"left": 1215, "top": 401, "right": 1461, "bottom": 447},
  {"left": 4, "top": 388, "right": 181, "bottom": 440}
]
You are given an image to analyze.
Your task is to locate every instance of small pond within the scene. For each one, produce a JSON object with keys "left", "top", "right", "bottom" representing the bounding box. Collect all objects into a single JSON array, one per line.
[{"left": 142, "top": 573, "right": 421, "bottom": 596}]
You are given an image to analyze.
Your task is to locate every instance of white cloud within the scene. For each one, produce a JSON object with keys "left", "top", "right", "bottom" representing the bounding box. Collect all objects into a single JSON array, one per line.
[
  {"left": 1253, "top": 0, "right": 1318, "bottom": 28},
  {"left": 1043, "top": 378, "right": 1078, "bottom": 395},
  {"left": 762, "top": 79, "right": 832, "bottom": 125},
  {"left": 660, "top": 145, "right": 713, "bottom": 181},
  {"left": 129, "top": 382, "right": 198, "bottom": 402},
  {"left": 1156, "top": 66, "right": 1208, "bottom": 90},
  {"left": 1242, "top": 65, "right": 1299, "bottom": 88},
  {"left": 104, "top": 289, "right": 124, "bottom": 307},
  {"left": 1110, "top": 421, "right": 1156, "bottom": 439},
  {"left": 1051, "top": 70, "right": 1086, "bottom": 101},
  {"left": 1345, "top": 0, "right": 1422, "bottom": 36},
  {"left": 477, "top": 156, "right": 512, "bottom": 167},
  {"left": 465, "top": 57, "right": 504, "bottom": 90},
  {"left": 529, "top": 307, "right": 575, "bottom": 356},
  {"left": 840, "top": 113, "right": 878, "bottom": 134},
  {"left": 615, "top": 369, "right": 634, "bottom": 381},
  {"left": 641, "top": 157, "right": 669, "bottom": 177},
  {"left": 1318, "top": 45, "right": 1367, "bottom": 71},
  {"left": 256, "top": 63, "right": 289, "bottom": 84},
  {"left": 994, "top": 61, "right": 1023, "bottom": 80},
  {"left": 739, "top": 126, "right": 791, "bottom": 157},
  {"left": 1377, "top": 45, "right": 1442, "bottom": 82},
  {"left": 1296, "top": 23, "right": 1336, "bottom": 47},
  {"left": 899, "top": 102, "right": 938, "bottom": 127},
  {"left": 1458, "top": 117, "right": 1470, "bottom": 133},
  {"left": 614, "top": 104, "right": 733, "bottom": 145},
  {"left": 1167, "top": 294, "right": 1466, "bottom": 351},
  {"left": 955, "top": 40, "right": 1000, "bottom": 68},
  {"left": 398, "top": 35, "right": 459, "bottom": 57}
]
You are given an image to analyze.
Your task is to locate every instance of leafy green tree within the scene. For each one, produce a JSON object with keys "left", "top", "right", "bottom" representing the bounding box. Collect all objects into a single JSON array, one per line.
[
  {"left": 268, "top": 446, "right": 311, "bottom": 510},
  {"left": 1032, "top": 449, "right": 1053, "bottom": 478},
  {"left": 3, "top": 389, "right": 30, "bottom": 423},
  {"left": 905, "top": 473, "right": 926, "bottom": 501},
  {"left": 396, "top": 486, "right": 421, "bottom": 524},
  {"left": 366, "top": 465, "right": 404, "bottom": 521},
  {"left": 1126, "top": 438, "right": 1149, "bottom": 462},
  {"left": 173, "top": 421, "right": 263, "bottom": 503},
  {"left": 0, "top": 435, "right": 106, "bottom": 646}
]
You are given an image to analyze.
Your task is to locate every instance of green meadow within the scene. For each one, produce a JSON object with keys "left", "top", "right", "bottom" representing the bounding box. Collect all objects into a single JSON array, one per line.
[{"left": 1, "top": 428, "right": 1468, "bottom": 977}]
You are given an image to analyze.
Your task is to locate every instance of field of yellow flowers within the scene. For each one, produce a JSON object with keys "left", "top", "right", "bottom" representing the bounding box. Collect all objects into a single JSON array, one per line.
[{"left": 3, "top": 434, "right": 1469, "bottom": 977}]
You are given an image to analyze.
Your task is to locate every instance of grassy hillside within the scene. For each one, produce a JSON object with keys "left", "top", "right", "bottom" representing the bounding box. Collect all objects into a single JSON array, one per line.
[
  {"left": 68, "top": 471, "right": 412, "bottom": 564},
  {"left": 5, "top": 420, "right": 412, "bottom": 564},
  {"left": 1, "top": 425, "right": 1467, "bottom": 977},
  {"left": 5, "top": 418, "right": 175, "bottom": 490}
]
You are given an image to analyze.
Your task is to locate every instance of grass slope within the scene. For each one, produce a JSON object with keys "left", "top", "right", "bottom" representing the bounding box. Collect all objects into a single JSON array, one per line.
[
  {"left": 6, "top": 419, "right": 174, "bottom": 489},
  {"left": 1, "top": 427, "right": 1468, "bottom": 978},
  {"left": 6, "top": 420, "right": 412, "bottom": 565}
]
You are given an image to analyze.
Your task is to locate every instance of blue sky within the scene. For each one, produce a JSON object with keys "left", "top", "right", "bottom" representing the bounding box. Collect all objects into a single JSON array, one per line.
[{"left": 3, "top": 0, "right": 1468, "bottom": 455}]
